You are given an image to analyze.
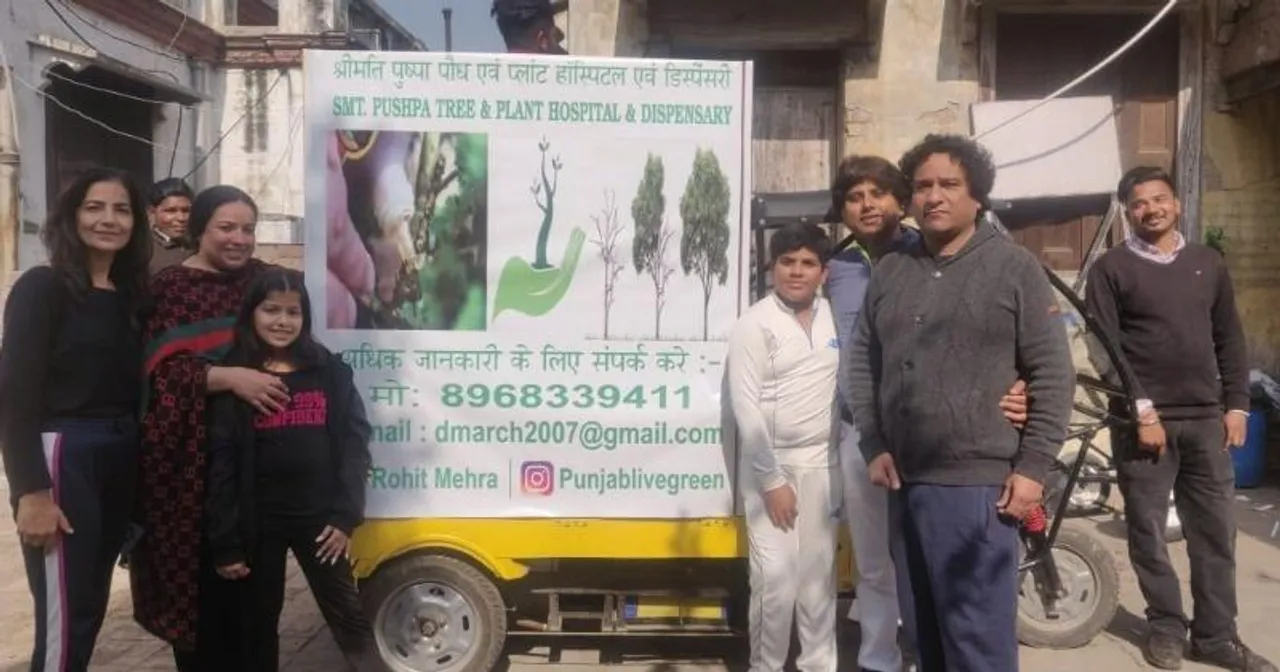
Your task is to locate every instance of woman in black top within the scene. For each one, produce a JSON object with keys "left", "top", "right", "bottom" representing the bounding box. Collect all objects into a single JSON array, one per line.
[
  {"left": 0, "top": 167, "right": 151, "bottom": 671},
  {"left": 204, "top": 268, "right": 380, "bottom": 671}
]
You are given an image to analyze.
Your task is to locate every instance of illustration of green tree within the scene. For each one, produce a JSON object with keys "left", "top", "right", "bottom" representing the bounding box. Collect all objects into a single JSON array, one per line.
[
  {"left": 491, "top": 137, "right": 587, "bottom": 321},
  {"left": 588, "top": 189, "right": 625, "bottom": 339},
  {"left": 631, "top": 154, "right": 675, "bottom": 340},
  {"left": 530, "top": 138, "right": 562, "bottom": 269},
  {"left": 679, "top": 148, "right": 732, "bottom": 340}
]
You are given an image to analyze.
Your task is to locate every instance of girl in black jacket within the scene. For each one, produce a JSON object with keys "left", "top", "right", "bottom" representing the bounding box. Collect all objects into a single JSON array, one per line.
[{"left": 204, "top": 268, "right": 381, "bottom": 671}]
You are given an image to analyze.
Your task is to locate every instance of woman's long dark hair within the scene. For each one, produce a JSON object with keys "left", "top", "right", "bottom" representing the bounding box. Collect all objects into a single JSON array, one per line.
[
  {"left": 224, "top": 268, "right": 328, "bottom": 369},
  {"left": 40, "top": 167, "right": 152, "bottom": 322}
]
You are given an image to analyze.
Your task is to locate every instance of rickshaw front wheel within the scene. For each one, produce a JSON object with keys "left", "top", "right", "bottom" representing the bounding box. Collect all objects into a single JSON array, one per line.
[
  {"left": 362, "top": 553, "right": 508, "bottom": 672},
  {"left": 1017, "top": 521, "right": 1120, "bottom": 649}
]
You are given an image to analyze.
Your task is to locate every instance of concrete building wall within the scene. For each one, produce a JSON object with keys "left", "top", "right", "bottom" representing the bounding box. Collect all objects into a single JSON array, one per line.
[
  {"left": 0, "top": 0, "right": 204, "bottom": 269},
  {"left": 1200, "top": 89, "right": 1280, "bottom": 370},
  {"left": 278, "top": 0, "right": 345, "bottom": 34},
  {"left": 562, "top": 0, "right": 980, "bottom": 163},
  {"left": 1219, "top": 0, "right": 1280, "bottom": 81},
  {"left": 842, "top": 0, "right": 982, "bottom": 160},
  {"left": 213, "top": 66, "right": 306, "bottom": 240},
  {"left": 566, "top": 0, "right": 647, "bottom": 57}
]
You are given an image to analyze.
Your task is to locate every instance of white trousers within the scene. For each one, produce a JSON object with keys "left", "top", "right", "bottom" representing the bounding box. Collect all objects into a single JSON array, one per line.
[
  {"left": 743, "top": 464, "right": 840, "bottom": 672},
  {"left": 839, "top": 422, "right": 903, "bottom": 672}
]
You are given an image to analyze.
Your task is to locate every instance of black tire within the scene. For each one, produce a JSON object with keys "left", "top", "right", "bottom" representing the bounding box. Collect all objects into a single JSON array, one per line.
[
  {"left": 360, "top": 553, "right": 508, "bottom": 672},
  {"left": 1017, "top": 521, "right": 1120, "bottom": 649}
]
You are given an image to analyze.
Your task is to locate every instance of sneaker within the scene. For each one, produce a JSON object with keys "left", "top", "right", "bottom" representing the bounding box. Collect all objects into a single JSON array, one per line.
[
  {"left": 1143, "top": 631, "right": 1186, "bottom": 670},
  {"left": 1189, "top": 637, "right": 1278, "bottom": 672}
]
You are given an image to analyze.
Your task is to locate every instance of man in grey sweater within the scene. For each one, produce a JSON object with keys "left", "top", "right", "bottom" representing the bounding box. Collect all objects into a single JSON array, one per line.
[{"left": 844, "top": 134, "right": 1075, "bottom": 672}]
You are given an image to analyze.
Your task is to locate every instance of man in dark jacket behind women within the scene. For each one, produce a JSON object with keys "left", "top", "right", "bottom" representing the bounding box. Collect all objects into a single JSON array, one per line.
[
  {"left": 147, "top": 178, "right": 194, "bottom": 275},
  {"left": 845, "top": 134, "right": 1075, "bottom": 672},
  {"left": 492, "top": 0, "right": 568, "bottom": 54}
]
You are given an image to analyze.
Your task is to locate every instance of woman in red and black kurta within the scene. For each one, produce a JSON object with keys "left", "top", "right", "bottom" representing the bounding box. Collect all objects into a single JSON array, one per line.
[{"left": 128, "top": 185, "right": 288, "bottom": 671}]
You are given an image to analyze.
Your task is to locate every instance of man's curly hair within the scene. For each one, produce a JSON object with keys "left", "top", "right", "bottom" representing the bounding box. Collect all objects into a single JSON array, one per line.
[{"left": 898, "top": 134, "right": 997, "bottom": 212}]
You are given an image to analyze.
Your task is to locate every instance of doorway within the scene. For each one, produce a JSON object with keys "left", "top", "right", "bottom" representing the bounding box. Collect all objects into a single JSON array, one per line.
[
  {"left": 993, "top": 12, "right": 1181, "bottom": 271},
  {"left": 44, "top": 63, "right": 155, "bottom": 207}
]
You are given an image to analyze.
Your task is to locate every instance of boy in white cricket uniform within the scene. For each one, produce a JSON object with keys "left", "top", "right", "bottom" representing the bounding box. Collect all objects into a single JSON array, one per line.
[{"left": 727, "top": 222, "right": 840, "bottom": 672}]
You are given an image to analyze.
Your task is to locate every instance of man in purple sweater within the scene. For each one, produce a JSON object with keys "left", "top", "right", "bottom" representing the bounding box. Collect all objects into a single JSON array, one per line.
[{"left": 1086, "top": 166, "right": 1274, "bottom": 672}]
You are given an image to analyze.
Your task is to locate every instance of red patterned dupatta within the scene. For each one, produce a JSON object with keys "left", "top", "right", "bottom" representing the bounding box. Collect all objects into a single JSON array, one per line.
[{"left": 129, "top": 259, "right": 268, "bottom": 649}]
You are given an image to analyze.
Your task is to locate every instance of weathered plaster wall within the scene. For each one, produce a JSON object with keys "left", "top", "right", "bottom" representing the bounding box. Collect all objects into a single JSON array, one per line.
[
  {"left": 842, "top": 0, "right": 982, "bottom": 161},
  {"left": 570, "top": 0, "right": 979, "bottom": 162},
  {"left": 214, "top": 66, "right": 306, "bottom": 240},
  {"left": 278, "top": 0, "right": 345, "bottom": 34},
  {"left": 1200, "top": 88, "right": 1280, "bottom": 369},
  {"left": 566, "top": 0, "right": 647, "bottom": 57},
  {"left": 1219, "top": 0, "right": 1280, "bottom": 80}
]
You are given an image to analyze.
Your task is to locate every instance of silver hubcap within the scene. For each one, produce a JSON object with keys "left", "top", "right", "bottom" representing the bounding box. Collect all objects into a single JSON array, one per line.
[
  {"left": 1069, "top": 468, "right": 1100, "bottom": 506},
  {"left": 1068, "top": 458, "right": 1109, "bottom": 509},
  {"left": 1019, "top": 544, "right": 1102, "bottom": 629},
  {"left": 376, "top": 581, "right": 480, "bottom": 672}
]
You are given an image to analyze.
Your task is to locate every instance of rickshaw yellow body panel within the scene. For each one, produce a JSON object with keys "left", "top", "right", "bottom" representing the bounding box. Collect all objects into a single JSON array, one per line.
[
  {"left": 350, "top": 516, "right": 858, "bottom": 592},
  {"left": 350, "top": 517, "right": 744, "bottom": 580}
]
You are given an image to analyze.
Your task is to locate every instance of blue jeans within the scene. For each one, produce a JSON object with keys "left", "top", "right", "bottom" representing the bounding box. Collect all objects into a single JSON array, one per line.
[{"left": 900, "top": 484, "right": 1019, "bottom": 672}]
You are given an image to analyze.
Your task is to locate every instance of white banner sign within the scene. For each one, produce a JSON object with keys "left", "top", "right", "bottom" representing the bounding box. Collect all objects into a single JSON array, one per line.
[{"left": 303, "top": 50, "right": 754, "bottom": 518}]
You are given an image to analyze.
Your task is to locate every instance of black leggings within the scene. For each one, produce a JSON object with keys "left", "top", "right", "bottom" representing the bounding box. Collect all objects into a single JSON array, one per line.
[{"left": 243, "top": 521, "right": 379, "bottom": 672}]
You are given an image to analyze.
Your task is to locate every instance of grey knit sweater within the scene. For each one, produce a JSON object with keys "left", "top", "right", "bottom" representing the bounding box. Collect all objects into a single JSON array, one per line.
[{"left": 843, "top": 221, "right": 1075, "bottom": 487}]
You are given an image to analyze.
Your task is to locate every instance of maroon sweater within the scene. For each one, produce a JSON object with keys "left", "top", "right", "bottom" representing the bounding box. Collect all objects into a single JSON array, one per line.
[{"left": 1085, "top": 243, "right": 1249, "bottom": 420}]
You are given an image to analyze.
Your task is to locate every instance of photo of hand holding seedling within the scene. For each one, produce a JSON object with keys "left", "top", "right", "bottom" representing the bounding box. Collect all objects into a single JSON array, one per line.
[{"left": 326, "top": 129, "right": 489, "bottom": 331}]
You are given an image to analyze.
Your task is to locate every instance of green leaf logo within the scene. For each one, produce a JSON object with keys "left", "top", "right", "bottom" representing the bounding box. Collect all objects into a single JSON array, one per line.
[
  {"left": 491, "top": 137, "right": 583, "bottom": 321},
  {"left": 492, "top": 228, "right": 587, "bottom": 320}
]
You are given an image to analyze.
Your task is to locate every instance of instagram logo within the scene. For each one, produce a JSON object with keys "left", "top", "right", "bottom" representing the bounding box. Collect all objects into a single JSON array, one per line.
[{"left": 520, "top": 461, "right": 555, "bottom": 496}]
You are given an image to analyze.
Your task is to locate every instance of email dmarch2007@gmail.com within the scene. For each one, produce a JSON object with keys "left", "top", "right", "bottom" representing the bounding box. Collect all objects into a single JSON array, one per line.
[{"left": 434, "top": 419, "right": 722, "bottom": 452}]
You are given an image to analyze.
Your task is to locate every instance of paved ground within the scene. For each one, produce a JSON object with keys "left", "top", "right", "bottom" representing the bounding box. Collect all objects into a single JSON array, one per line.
[{"left": 3, "top": 480, "right": 1280, "bottom": 671}]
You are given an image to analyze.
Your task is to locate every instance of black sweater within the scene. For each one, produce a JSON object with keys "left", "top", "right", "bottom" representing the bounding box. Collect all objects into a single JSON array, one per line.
[
  {"left": 205, "top": 352, "right": 372, "bottom": 566},
  {"left": 846, "top": 222, "right": 1075, "bottom": 487},
  {"left": 0, "top": 267, "right": 142, "bottom": 500},
  {"left": 1085, "top": 243, "right": 1249, "bottom": 419}
]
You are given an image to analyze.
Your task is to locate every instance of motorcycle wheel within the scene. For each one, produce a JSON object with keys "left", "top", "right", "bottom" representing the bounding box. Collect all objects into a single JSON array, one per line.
[{"left": 1017, "top": 521, "right": 1120, "bottom": 649}]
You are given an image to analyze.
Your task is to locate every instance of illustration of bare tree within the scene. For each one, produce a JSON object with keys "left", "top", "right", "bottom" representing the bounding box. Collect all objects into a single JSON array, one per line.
[
  {"left": 589, "top": 189, "right": 626, "bottom": 339},
  {"left": 632, "top": 154, "right": 675, "bottom": 339},
  {"left": 529, "top": 137, "right": 563, "bottom": 269}
]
